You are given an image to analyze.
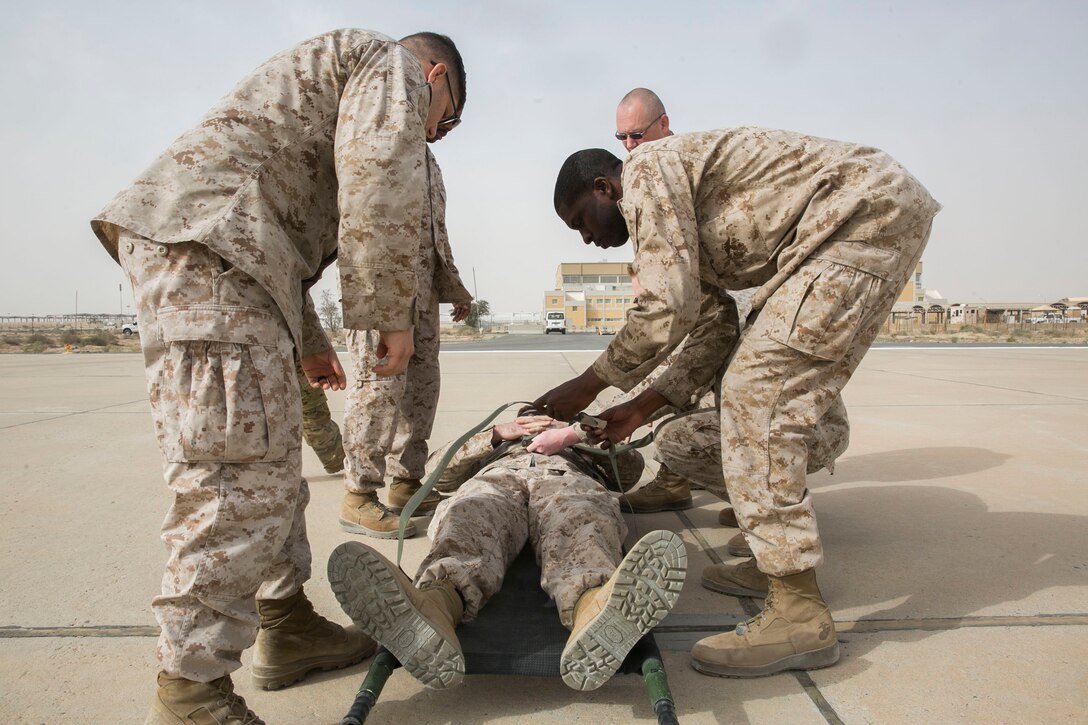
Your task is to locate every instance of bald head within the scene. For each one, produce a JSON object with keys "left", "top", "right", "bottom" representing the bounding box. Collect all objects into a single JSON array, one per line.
[{"left": 615, "top": 88, "right": 671, "bottom": 151}]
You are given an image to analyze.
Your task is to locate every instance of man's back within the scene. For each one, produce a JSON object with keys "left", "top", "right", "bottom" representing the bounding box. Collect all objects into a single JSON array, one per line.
[{"left": 92, "top": 29, "right": 432, "bottom": 344}]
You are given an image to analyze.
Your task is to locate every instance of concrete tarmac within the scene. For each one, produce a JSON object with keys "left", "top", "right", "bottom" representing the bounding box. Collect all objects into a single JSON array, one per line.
[{"left": 1, "top": 347, "right": 1086, "bottom": 723}]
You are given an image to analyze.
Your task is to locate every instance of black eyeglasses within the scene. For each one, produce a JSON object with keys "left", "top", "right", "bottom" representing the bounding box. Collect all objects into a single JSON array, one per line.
[
  {"left": 615, "top": 113, "right": 664, "bottom": 141},
  {"left": 434, "top": 65, "right": 461, "bottom": 131}
]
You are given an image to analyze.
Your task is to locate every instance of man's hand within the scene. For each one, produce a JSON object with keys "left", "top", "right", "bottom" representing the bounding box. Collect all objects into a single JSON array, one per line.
[
  {"left": 532, "top": 368, "right": 609, "bottom": 421},
  {"left": 492, "top": 415, "right": 559, "bottom": 444},
  {"left": 301, "top": 349, "right": 347, "bottom": 390},
  {"left": 526, "top": 425, "right": 581, "bottom": 455},
  {"left": 451, "top": 302, "right": 471, "bottom": 323},
  {"left": 373, "top": 329, "right": 414, "bottom": 377},
  {"left": 589, "top": 389, "right": 669, "bottom": 444}
]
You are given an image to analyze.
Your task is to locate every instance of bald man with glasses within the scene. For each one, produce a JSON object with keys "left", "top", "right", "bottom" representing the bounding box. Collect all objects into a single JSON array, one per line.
[{"left": 615, "top": 88, "right": 673, "bottom": 151}]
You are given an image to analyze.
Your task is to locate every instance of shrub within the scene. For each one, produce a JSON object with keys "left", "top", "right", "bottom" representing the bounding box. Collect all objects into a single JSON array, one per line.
[
  {"left": 2, "top": 335, "right": 20, "bottom": 345},
  {"left": 60, "top": 330, "right": 81, "bottom": 345},
  {"left": 83, "top": 332, "right": 113, "bottom": 347},
  {"left": 26, "top": 333, "right": 52, "bottom": 345}
]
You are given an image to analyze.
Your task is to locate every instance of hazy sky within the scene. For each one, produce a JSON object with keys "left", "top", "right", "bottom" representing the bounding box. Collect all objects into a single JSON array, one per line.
[{"left": 1, "top": 0, "right": 1085, "bottom": 317}]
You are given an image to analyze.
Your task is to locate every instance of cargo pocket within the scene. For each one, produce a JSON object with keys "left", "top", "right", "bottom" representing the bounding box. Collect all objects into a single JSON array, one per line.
[
  {"left": 155, "top": 304, "right": 292, "bottom": 463},
  {"left": 766, "top": 260, "right": 877, "bottom": 362}
]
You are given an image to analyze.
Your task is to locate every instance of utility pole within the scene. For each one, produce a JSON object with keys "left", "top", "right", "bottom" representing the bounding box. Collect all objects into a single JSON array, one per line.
[
  {"left": 119, "top": 283, "right": 123, "bottom": 322},
  {"left": 472, "top": 267, "right": 479, "bottom": 302}
]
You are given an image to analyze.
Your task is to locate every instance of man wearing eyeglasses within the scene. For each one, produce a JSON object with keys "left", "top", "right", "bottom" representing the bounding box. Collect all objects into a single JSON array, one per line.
[
  {"left": 91, "top": 29, "right": 467, "bottom": 724},
  {"left": 615, "top": 87, "right": 673, "bottom": 151},
  {"left": 339, "top": 113, "right": 476, "bottom": 539}
]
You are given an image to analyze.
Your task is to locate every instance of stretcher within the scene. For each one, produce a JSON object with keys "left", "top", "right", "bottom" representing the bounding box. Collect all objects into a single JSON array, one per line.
[{"left": 338, "top": 545, "right": 680, "bottom": 725}]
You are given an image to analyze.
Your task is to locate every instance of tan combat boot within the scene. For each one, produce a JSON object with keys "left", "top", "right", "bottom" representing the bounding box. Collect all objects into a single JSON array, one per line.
[
  {"left": 560, "top": 530, "right": 687, "bottom": 691},
  {"left": 252, "top": 588, "right": 376, "bottom": 689},
  {"left": 146, "top": 672, "right": 263, "bottom": 724},
  {"left": 702, "top": 557, "right": 768, "bottom": 598},
  {"left": 327, "top": 541, "right": 466, "bottom": 689},
  {"left": 386, "top": 477, "right": 441, "bottom": 515},
  {"left": 691, "top": 568, "right": 839, "bottom": 677},
  {"left": 339, "top": 491, "right": 416, "bottom": 539},
  {"left": 619, "top": 466, "right": 693, "bottom": 513},
  {"left": 718, "top": 506, "right": 738, "bottom": 527},
  {"left": 726, "top": 531, "right": 752, "bottom": 557}
]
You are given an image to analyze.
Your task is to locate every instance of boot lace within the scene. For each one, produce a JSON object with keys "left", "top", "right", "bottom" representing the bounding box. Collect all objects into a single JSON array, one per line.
[
  {"left": 736, "top": 584, "right": 779, "bottom": 634},
  {"left": 212, "top": 678, "right": 263, "bottom": 724}
]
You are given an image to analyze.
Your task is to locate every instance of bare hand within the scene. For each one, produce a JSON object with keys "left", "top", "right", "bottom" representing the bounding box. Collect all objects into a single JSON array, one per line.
[
  {"left": 532, "top": 369, "right": 608, "bottom": 421},
  {"left": 493, "top": 415, "right": 559, "bottom": 442},
  {"left": 301, "top": 349, "right": 347, "bottom": 390},
  {"left": 451, "top": 302, "right": 471, "bottom": 323},
  {"left": 526, "top": 426, "right": 581, "bottom": 455},
  {"left": 373, "top": 329, "right": 414, "bottom": 377},
  {"left": 589, "top": 402, "right": 648, "bottom": 444}
]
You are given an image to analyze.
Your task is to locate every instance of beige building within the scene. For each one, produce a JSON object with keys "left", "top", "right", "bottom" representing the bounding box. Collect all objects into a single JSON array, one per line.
[{"left": 543, "top": 262, "right": 635, "bottom": 333}]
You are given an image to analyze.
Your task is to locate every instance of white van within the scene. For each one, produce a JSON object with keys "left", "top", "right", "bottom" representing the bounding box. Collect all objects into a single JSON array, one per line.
[{"left": 544, "top": 311, "right": 567, "bottom": 334}]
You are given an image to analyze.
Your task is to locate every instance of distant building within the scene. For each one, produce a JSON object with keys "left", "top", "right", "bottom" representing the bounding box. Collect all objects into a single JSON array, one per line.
[{"left": 543, "top": 262, "right": 635, "bottom": 333}]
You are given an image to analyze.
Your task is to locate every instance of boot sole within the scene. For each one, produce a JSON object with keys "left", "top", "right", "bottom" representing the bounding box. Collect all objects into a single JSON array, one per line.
[
  {"left": 560, "top": 530, "right": 687, "bottom": 691},
  {"left": 338, "top": 517, "right": 416, "bottom": 539},
  {"left": 619, "top": 497, "right": 694, "bottom": 514},
  {"left": 328, "top": 542, "right": 465, "bottom": 689},
  {"left": 691, "top": 641, "right": 840, "bottom": 678},
  {"left": 700, "top": 574, "right": 767, "bottom": 599},
  {"left": 251, "top": 635, "right": 376, "bottom": 690}
]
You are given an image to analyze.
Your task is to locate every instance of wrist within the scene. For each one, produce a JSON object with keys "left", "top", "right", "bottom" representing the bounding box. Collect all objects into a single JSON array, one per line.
[{"left": 632, "top": 389, "right": 669, "bottom": 419}]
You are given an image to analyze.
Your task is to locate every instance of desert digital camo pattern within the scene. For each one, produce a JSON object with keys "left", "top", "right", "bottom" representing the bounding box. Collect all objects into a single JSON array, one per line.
[
  {"left": 92, "top": 29, "right": 435, "bottom": 355},
  {"left": 590, "top": 128, "right": 938, "bottom": 575},
  {"left": 342, "top": 150, "right": 471, "bottom": 492},
  {"left": 415, "top": 428, "right": 640, "bottom": 627},
  {"left": 654, "top": 394, "right": 851, "bottom": 495},
  {"left": 117, "top": 230, "right": 310, "bottom": 681}
]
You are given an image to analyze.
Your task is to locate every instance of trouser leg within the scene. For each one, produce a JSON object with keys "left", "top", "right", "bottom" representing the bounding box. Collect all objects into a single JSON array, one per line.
[
  {"left": 721, "top": 225, "right": 931, "bottom": 577},
  {"left": 296, "top": 361, "right": 343, "bottom": 471},
  {"left": 119, "top": 231, "right": 305, "bottom": 681},
  {"left": 342, "top": 329, "right": 403, "bottom": 494},
  {"left": 654, "top": 410, "right": 727, "bottom": 497},
  {"left": 415, "top": 468, "right": 529, "bottom": 622},
  {"left": 388, "top": 299, "right": 441, "bottom": 480},
  {"left": 528, "top": 470, "right": 627, "bottom": 628}
]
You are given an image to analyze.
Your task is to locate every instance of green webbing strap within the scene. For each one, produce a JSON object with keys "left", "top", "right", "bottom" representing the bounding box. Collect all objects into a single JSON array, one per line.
[{"left": 396, "top": 401, "right": 534, "bottom": 567}]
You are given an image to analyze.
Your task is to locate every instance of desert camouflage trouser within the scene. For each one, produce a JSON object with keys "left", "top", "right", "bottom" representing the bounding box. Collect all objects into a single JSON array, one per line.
[
  {"left": 722, "top": 223, "right": 932, "bottom": 576},
  {"left": 654, "top": 394, "right": 850, "bottom": 496},
  {"left": 343, "top": 243, "right": 439, "bottom": 493},
  {"left": 416, "top": 465, "right": 627, "bottom": 629},
  {"left": 119, "top": 230, "right": 310, "bottom": 682},
  {"left": 295, "top": 361, "right": 344, "bottom": 471}
]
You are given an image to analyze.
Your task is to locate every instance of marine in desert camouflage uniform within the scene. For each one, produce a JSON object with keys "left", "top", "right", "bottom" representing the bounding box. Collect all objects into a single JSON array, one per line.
[
  {"left": 610, "top": 92, "right": 853, "bottom": 522},
  {"left": 537, "top": 128, "right": 939, "bottom": 678},
  {"left": 90, "top": 29, "right": 468, "bottom": 723},
  {"left": 340, "top": 148, "right": 473, "bottom": 539},
  {"left": 327, "top": 414, "right": 687, "bottom": 692}
]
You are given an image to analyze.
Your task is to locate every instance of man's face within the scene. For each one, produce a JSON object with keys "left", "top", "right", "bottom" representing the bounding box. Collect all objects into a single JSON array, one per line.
[
  {"left": 424, "top": 63, "right": 460, "bottom": 142},
  {"left": 557, "top": 190, "right": 630, "bottom": 249},
  {"left": 615, "top": 102, "right": 668, "bottom": 152}
]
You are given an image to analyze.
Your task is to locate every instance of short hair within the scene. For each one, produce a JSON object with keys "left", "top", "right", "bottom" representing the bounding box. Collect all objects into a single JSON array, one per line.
[
  {"left": 618, "top": 88, "right": 666, "bottom": 117},
  {"left": 554, "top": 149, "right": 623, "bottom": 211},
  {"left": 400, "top": 32, "right": 467, "bottom": 111}
]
